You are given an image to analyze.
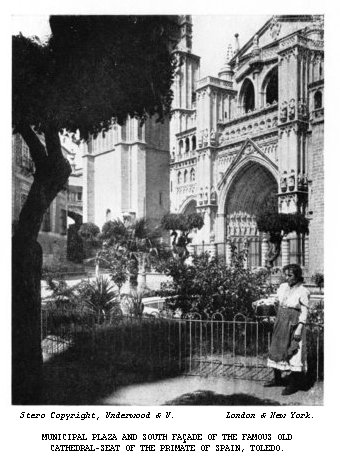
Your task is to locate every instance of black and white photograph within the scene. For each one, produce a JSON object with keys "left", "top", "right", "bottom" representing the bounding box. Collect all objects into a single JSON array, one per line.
[
  {"left": 5, "top": 0, "right": 340, "bottom": 465},
  {"left": 10, "top": 11, "right": 325, "bottom": 407}
]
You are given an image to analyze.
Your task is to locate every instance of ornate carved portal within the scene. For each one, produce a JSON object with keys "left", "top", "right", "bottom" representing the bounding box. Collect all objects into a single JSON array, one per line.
[{"left": 224, "top": 161, "right": 278, "bottom": 267}]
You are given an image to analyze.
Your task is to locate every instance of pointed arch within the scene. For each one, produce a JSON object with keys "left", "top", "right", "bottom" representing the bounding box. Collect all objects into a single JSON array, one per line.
[
  {"left": 261, "top": 65, "right": 278, "bottom": 106},
  {"left": 178, "top": 196, "right": 197, "bottom": 214},
  {"left": 239, "top": 78, "right": 255, "bottom": 113}
]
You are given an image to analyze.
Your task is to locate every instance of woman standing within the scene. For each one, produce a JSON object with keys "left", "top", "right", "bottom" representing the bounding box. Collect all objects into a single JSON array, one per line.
[{"left": 256, "top": 264, "right": 310, "bottom": 396}]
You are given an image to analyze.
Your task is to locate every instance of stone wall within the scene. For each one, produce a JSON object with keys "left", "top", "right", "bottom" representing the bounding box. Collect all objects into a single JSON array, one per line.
[{"left": 308, "top": 122, "right": 324, "bottom": 274}]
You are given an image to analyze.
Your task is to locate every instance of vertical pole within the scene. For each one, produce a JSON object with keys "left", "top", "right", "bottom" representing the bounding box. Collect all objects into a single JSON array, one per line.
[
  {"left": 221, "top": 320, "right": 224, "bottom": 374},
  {"left": 261, "top": 234, "right": 269, "bottom": 267},
  {"left": 281, "top": 235, "right": 290, "bottom": 267},
  {"left": 178, "top": 321, "right": 182, "bottom": 371},
  {"left": 210, "top": 320, "right": 213, "bottom": 375},
  {"left": 226, "top": 240, "right": 232, "bottom": 266},
  {"left": 189, "top": 319, "right": 192, "bottom": 372},
  {"left": 200, "top": 320, "right": 203, "bottom": 374}
]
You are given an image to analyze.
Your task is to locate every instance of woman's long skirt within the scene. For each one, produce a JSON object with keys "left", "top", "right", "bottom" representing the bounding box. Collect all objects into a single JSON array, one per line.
[{"left": 267, "top": 306, "right": 307, "bottom": 372}]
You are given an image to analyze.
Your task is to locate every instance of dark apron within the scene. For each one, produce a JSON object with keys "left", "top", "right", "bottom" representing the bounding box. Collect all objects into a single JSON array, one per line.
[{"left": 269, "top": 306, "right": 300, "bottom": 363}]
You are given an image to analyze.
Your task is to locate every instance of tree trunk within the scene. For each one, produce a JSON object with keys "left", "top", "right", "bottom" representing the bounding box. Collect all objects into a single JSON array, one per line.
[
  {"left": 129, "top": 258, "right": 139, "bottom": 293},
  {"left": 139, "top": 256, "right": 147, "bottom": 291},
  {"left": 12, "top": 124, "right": 71, "bottom": 404},
  {"left": 12, "top": 238, "right": 43, "bottom": 404},
  {"left": 265, "top": 239, "right": 282, "bottom": 269}
]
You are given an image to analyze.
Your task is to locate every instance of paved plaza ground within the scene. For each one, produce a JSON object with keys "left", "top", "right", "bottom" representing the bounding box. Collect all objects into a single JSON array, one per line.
[{"left": 97, "top": 375, "right": 323, "bottom": 406}]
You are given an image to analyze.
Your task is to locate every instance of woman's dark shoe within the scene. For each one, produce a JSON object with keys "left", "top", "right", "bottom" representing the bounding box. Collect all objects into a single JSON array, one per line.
[
  {"left": 281, "top": 372, "right": 303, "bottom": 395},
  {"left": 264, "top": 377, "right": 284, "bottom": 387},
  {"left": 264, "top": 370, "right": 283, "bottom": 387},
  {"left": 281, "top": 383, "right": 299, "bottom": 396}
]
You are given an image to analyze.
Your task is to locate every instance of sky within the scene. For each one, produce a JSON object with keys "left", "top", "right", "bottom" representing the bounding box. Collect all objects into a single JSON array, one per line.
[
  {"left": 192, "top": 15, "right": 270, "bottom": 77},
  {"left": 11, "top": 14, "right": 271, "bottom": 78}
]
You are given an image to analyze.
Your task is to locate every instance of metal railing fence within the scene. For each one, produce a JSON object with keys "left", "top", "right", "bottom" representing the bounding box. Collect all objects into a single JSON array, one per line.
[{"left": 41, "top": 307, "right": 324, "bottom": 382}]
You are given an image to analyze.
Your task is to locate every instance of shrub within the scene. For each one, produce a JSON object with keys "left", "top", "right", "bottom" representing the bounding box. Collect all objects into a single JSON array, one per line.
[
  {"left": 311, "top": 272, "right": 324, "bottom": 292},
  {"left": 42, "top": 265, "right": 67, "bottom": 281},
  {"left": 44, "top": 276, "right": 79, "bottom": 305},
  {"left": 121, "top": 291, "right": 145, "bottom": 317},
  {"left": 159, "top": 253, "right": 273, "bottom": 319},
  {"left": 78, "top": 222, "right": 101, "bottom": 253},
  {"left": 81, "top": 276, "right": 121, "bottom": 323},
  {"left": 41, "top": 301, "right": 93, "bottom": 336},
  {"left": 308, "top": 300, "right": 324, "bottom": 324}
]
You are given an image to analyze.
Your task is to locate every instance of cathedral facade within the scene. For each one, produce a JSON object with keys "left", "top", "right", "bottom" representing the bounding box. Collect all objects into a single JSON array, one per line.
[
  {"left": 81, "top": 116, "right": 170, "bottom": 230},
  {"left": 170, "top": 15, "right": 324, "bottom": 275}
]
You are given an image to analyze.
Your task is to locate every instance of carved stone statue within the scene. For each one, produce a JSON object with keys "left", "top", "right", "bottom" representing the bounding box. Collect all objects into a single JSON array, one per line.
[
  {"left": 210, "top": 129, "right": 216, "bottom": 145},
  {"left": 203, "top": 128, "right": 209, "bottom": 144},
  {"left": 288, "top": 170, "right": 295, "bottom": 191},
  {"left": 298, "top": 99, "right": 307, "bottom": 118},
  {"left": 198, "top": 130, "right": 204, "bottom": 148},
  {"left": 210, "top": 187, "right": 217, "bottom": 204},
  {"left": 280, "top": 172, "right": 287, "bottom": 192},
  {"left": 199, "top": 188, "right": 203, "bottom": 205},
  {"left": 280, "top": 101, "right": 288, "bottom": 122},
  {"left": 289, "top": 99, "right": 296, "bottom": 120},
  {"left": 204, "top": 187, "right": 209, "bottom": 204}
]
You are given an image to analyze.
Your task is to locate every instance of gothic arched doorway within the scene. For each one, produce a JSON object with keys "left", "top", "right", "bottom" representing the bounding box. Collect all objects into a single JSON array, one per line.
[
  {"left": 225, "top": 161, "right": 278, "bottom": 267},
  {"left": 182, "top": 198, "right": 197, "bottom": 215}
]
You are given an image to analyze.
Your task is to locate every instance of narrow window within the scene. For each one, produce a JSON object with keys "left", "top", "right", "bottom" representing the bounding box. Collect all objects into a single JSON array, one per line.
[{"left": 314, "top": 90, "right": 322, "bottom": 109}]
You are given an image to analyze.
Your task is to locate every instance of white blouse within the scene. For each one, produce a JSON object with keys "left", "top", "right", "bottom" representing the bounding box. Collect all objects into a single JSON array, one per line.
[
  {"left": 255, "top": 282, "right": 310, "bottom": 324},
  {"left": 275, "top": 282, "right": 310, "bottom": 323}
]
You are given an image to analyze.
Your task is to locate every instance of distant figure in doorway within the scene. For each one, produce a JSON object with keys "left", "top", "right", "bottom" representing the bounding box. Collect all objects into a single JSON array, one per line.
[{"left": 254, "top": 264, "right": 310, "bottom": 396}]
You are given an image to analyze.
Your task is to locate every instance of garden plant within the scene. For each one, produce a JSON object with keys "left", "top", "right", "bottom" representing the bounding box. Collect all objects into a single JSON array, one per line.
[{"left": 159, "top": 248, "right": 274, "bottom": 319}]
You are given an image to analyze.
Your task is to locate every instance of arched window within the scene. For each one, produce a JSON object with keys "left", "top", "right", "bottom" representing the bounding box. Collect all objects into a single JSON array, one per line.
[
  {"left": 185, "top": 137, "right": 190, "bottom": 153},
  {"left": 314, "top": 90, "right": 322, "bottom": 109},
  {"left": 184, "top": 169, "right": 188, "bottom": 183},
  {"left": 265, "top": 67, "right": 278, "bottom": 105},
  {"left": 190, "top": 168, "right": 195, "bottom": 182},
  {"left": 177, "top": 171, "right": 182, "bottom": 184},
  {"left": 179, "top": 140, "right": 184, "bottom": 156},
  {"left": 319, "top": 60, "right": 323, "bottom": 79},
  {"left": 192, "top": 135, "right": 196, "bottom": 151},
  {"left": 240, "top": 78, "right": 255, "bottom": 113}
]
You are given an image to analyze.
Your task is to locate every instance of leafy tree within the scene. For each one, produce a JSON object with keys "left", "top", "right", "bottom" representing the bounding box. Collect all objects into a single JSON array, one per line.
[
  {"left": 78, "top": 222, "right": 104, "bottom": 278},
  {"left": 78, "top": 222, "right": 101, "bottom": 245},
  {"left": 67, "top": 222, "right": 84, "bottom": 263},
  {"left": 161, "top": 212, "right": 204, "bottom": 261},
  {"left": 256, "top": 196, "right": 309, "bottom": 268},
  {"left": 104, "top": 246, "right": 130, "bottom": 298},
  {"left": 12, "top": 15, "right": 180, "bottom": 403},
  {"left": 101, "top": 217, "right": 162, "bottom": 290}
]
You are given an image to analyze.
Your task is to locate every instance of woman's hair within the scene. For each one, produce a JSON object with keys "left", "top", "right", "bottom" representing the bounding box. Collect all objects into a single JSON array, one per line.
[{"left": 283, "top": 263, "right": 304, "bottom": 282}]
